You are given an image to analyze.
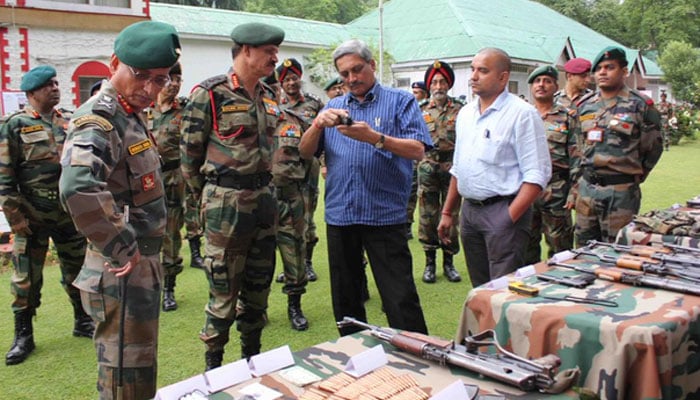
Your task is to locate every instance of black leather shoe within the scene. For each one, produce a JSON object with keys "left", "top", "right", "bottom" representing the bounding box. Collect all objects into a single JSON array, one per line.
[
  {"left": 443, "top": 254, "right": 462, "bottom": 282},
  {"left": 288, "top": 295, "right": 309, "bottom": 331},
  {"left": 305, "top": 261, "right": 318, "bottom": 282},
  {"left": 422, "top": 250, "right": 437, "bottom": 283},
  {"left": 6, "top": 311, "right": 35, "bottom": 366}
]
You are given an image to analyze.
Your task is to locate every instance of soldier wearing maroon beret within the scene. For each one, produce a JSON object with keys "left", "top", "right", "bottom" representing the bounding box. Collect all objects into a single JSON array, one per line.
[{"left": 555, "top": 57, "right": 592, "bottom": 108}]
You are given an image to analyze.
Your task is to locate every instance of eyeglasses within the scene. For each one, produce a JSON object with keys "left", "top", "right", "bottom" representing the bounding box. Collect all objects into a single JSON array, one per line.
[{"left": 126, "top": 65, "right": 171, "bottom": 88}]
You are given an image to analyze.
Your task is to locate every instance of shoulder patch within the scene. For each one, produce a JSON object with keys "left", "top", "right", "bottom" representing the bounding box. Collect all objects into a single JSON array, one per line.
[
  {"left": 196, "top": 74, "right": 228, "bottom": 91},
  {"left": 72, "top": 115, "right": 114, "bottom": 131}
]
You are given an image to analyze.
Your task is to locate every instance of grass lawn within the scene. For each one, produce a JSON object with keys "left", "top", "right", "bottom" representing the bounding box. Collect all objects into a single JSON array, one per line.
[{"left": 1, "top": 139, "right": 699, "bottom": 398}]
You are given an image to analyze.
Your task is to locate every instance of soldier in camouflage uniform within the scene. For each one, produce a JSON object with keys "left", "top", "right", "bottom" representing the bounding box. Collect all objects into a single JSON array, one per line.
[
  {"left": 407, "top": 81, "right": 429, "bottom": 240},
  {"left": 657, "top": 92, "right": 672, "bottom": 151},
  {"left": 145, "top": 62, "right": 187, "bottom": 312},
  {"left": 418, "top": 62, "right": 463, "bottom": 284},
  {"left": 59, "top": 21, "right": 179, "bottom": 399},
  {"left": 276, "top": 58, "right": 323, "bottom": 282},
  {"left": 574, "top": 46, "right": 663, "bottom": 245},
  {"left": 524, "top": 66, "right": 578, "bottom": 264},
  {"left": 0, "top": 65, "right": 91, "bottom": 366},
  {"left": 180, "top": 22, "right": 284, "bottom": 370},
  {"left": 554, "top": 58, "right": 592, "bottom": 109}
]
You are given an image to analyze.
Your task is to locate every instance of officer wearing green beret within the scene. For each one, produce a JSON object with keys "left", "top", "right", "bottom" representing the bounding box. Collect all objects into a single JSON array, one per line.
[
  {"left": 417, "top": 60, "right": 464, "bottom": 284},
  {"left": 324, "top": 76, "right": 344, "bottom": 99},
  {"left": 59, "top": 20, "right": 180, "bottom": 399},
  {"left": 0, "top": 64, "right": 91, "bottom": 366},
  {"left": 524, "top": 65, "right": 578, "bottom": 264},
  {"left": 181, "top": 22, "right": 284, "bottom": 370},
  {"left": 573, "top": 46, "right": 663, "bottom": 245}
]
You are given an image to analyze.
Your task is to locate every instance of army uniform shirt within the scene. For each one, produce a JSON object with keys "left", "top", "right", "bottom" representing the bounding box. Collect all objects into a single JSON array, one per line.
[
  {"left": 272, "top": 110, "right": 308, "bottom": 293},
  {"left": 58, "top": 80, "right": 166, "bottom": 398},
  {"left": 554, "top": 88, "right": 592, "bottom": 109},
  {"left": 417, "top": 97, "right": 463, "bottom": 253},
  {"left": 180, "top": 72, "right": 279, "bottom": 353},
  {"left": 279, "top": 92, "right": 323, "bottom": 129},
  {"left": 525, "top": 102, "right": 579, "bottom": 263},
  {"left": 0, "top": 104, "right": 86, "bottom": 312},
  {"left": 575, "top": 86, "right": 662, "bottom": 181}
]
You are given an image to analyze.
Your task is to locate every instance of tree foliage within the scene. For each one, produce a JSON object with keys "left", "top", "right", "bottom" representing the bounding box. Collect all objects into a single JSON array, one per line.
[{"left": 657, "top": 40, "right": 700, "bottom": 104}]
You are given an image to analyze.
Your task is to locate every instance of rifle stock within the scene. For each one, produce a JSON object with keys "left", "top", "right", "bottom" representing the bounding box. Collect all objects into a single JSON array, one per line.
[{"left": 337, "top": 317, "right": 559, "bottom": 392}]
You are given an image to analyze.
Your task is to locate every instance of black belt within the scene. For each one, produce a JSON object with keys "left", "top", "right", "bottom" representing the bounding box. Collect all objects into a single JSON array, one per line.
[
  {"left": 161, "top": 159, "right": 180, "bottom": 172},
  {"left": 137, "top": 237, "right": 163, "bottom": 256},
  {"left": 207, "top": 172, "right": 272, "bottom": 190},
  {"left": 583, "top": 169, "right": 637, "bottom": 186},
  {"left": 464, "top": 194, "right": 516, "bottom": 207}
]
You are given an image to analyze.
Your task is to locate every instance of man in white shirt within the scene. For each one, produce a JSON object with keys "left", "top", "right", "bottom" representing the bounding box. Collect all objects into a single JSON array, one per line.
[{"left": 438, "top": 48, "right": 551, "bottom": 287}]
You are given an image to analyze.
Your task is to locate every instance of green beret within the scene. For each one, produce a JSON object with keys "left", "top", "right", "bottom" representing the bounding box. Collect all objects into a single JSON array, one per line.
[
  {"left": 114, "top": 21, "right": 181, "bottom": 69},
  {"left": 276, "top": 58, "right": 302, "bottom": 81},
  {"left": 592, "top": 46, "right": 628, "bottom": 71},
  {"left": 20, "top": 65, "right": 56, "bottom": 92},
  {"left": 527, "top": 65, "right": 558, "bottom": 84},
  {"left": 323, "top": 76, "right": 343, "bottom": 91},
  {"left": 230, "top": 22, "right": 285, "bottom": 46},
  {"left": 424, "top": 60, "right": 455, "bottom": 89}
]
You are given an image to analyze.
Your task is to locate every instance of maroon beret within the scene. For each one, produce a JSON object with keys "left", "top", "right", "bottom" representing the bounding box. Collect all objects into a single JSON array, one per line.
[{"left": 564, "top": 58, "right": 592, "bottom": 74}]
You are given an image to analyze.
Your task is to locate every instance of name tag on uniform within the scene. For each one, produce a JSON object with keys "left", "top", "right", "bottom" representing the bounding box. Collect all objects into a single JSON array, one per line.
[
  {"left": 20, "top": 125, "right": 44, "bottom": 134},
  {"left": 587, "top": 129, "right": 603, "bottom": 142},
  {"left": 222, "top": 104, "right": 250, "bottom": 113},
  {"left": 128, "top": 139, "right": 152, "bottom": 155}
]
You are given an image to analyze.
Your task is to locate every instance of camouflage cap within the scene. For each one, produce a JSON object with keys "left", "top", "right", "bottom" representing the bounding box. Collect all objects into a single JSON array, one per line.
[
  {"left": 424, "top": 60, "right": 455, "bottom": 89},
  {"left": 114, "top": 21, "right": 181, "bottom": 69},
  {"left": 527, "top": 65, "right": 558, "bottom": 84},
  {"left": 592, "top": 46, "right": 628, "bottom": 71},
  {"left": 230, "top": 22, "right": 285, "bottom": 46},
  {"left": 276, "top": 58, "right": 302, "bottom": 81},
  {"left": 563, "top": 58, "right": 592, "bottom": 74},
  {"left": 324, "top": 76, "right": 343, "bottom": 91},
  {"left": 20, "top": 65, "right": 56, "bottom": 92}
]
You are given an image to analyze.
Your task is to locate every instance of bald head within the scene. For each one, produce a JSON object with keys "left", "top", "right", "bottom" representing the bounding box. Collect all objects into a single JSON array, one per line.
[{"left": 477, "top": 48, "right": 511, "bottom": 73}]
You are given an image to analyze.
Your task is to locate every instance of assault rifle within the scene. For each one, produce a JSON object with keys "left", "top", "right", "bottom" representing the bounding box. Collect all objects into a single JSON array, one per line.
[
  {"left": 548, "top": 261, "right": 700, "bottom": 296},
  {"left": 588, "top": 240, "right": 700, "bottom": 268},
  {"left": 662, "top": 243, "right": 700, "bottom": 255},
  {"left": 572, "top": 244, "right": 700, "bottom": 284},
  {"left": 337, "top": 317, "right": 566, "bottom": 392}
]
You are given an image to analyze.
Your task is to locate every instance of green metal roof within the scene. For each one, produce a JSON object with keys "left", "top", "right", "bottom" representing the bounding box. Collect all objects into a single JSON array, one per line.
[
  {"left": 150, "top": 0, "right": 662, "bottom": 76},
  {"left": 150, "top": 3, "right": 350, "bottom": 47},
  {"left": 350, "top": 0, "right": 659, "bottom": 75}
]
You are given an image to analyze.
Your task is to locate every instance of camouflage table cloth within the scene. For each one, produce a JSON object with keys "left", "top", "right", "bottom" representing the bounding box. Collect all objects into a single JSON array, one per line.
[
  {"left": 457, "top": 261, "right": 700, "bottom": 400},
  {"left": 211, "top": 331, "right": 575, "bottom": 399}
]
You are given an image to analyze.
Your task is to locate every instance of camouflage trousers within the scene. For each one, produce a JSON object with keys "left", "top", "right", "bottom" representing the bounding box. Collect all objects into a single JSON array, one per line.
[
  {"left": 162, "top": 182, "right": 184, "bottom": 277},
  {"left": 199, "top": 183, "right": 277, "bottom": 354},
  {"left": 407, "top": 161, "right": 418, "bottom": 224},
  {"left": 575, "top": 179, "right": 641, "bottom": 246},
  {"left": 184, "top": 183, "right": 203, "bottom": 240},
  {"left": 10, "top": 208, "right": 86, "bottom": 313},
  {"left": 74, "top": 246, "right": 163, "bottom": 400},
  {"left": 302, "top": 158, "right": 320, "bottom": 252},
  {"left": 417, "top": 160, "right": 459, "bottom": 253},
  {"left": 525, "top": 185, "right": 574, "bottom": 264},
  {"left": 276, "top": 184, "right": 308, "bottom": 295}
]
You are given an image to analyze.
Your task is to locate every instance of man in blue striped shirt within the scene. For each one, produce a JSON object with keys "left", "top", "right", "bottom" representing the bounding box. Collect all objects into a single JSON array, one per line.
[{"left": 300, "top": 39, "right": 432, "bottom": 336}]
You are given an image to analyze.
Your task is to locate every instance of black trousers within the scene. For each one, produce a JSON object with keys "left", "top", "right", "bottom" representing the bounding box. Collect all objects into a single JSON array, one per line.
[{"left": 327, "top": 224, "right": 428, "bottom": 336}]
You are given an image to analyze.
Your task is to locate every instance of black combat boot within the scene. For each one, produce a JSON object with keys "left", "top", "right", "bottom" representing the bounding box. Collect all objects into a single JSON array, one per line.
[
  {"left": 287, "top": 294, "right": 309, "bottom": 331},
  {"left": 162, "top": 275, "right": 178, "bottom": 312},
  {"left": 73, "top": 304, "right": 95, "bottom": 338},
  {"left": 305, "top": 244, "right": 318, "bottom": 282},
  {"left": 205, "top": 350, "right": 223, "bottom": 371},
  {"left": 443, "top": 253, "right": 462, "bottom": 282},
  {"left": 422, "top": 250, "right": 437, "bottom": 283},
  {"left": 241, "top": 329, "right": 262, "bottom": 360},
  {"left": 6, "top": 310, "right": 35, "bottom": 365},
  {"left": 275, "top": 272, "right": 285, "bottom": 283},
  {"left": 189, "top": 236, "right": 205, "bottom": 269}
]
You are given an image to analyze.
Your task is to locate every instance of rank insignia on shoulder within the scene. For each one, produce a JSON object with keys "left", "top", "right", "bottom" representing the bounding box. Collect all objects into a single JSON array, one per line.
[
  {"left": 20, "top": 125, "right": 44, "bottom": 134},
  {"left": 72, "top": 115, "right": 114, "bottom": 131},
  {"left": 128, "top": 139, "right": 152, "bottom": 155}
]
